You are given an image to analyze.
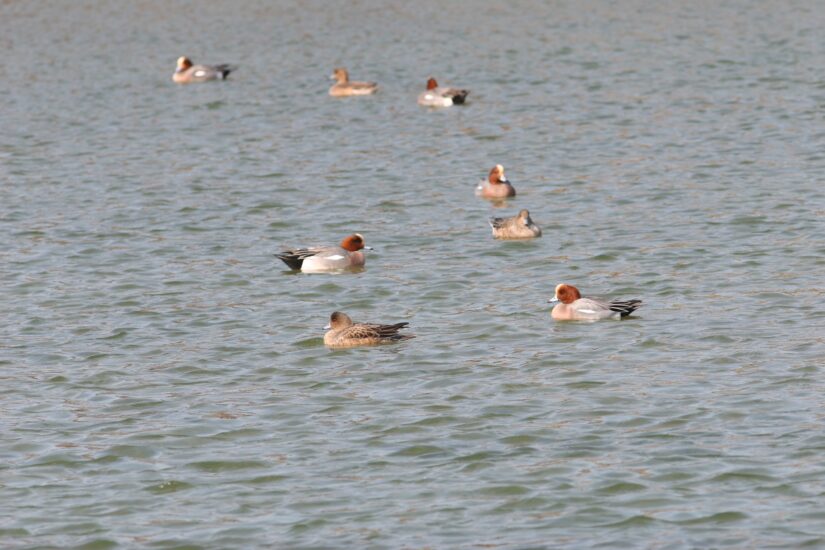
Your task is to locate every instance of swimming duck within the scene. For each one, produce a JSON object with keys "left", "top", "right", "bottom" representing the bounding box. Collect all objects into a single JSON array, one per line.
[
  {"left": 476, "top": 164, "right": 516, "bottom": 199},
  {"left": 329, "top": 68, "right": 378, "bottom": 96},
  {"left": 549, "top": 284, "right": 642, "bottom": 321},
  {"left": 417, "top": 77, "right": 468, "bottom": 107},
  {"left": 173, "top": 56, "right": 233, "bottom": 83},
  {"left": 275, "top": 234, "right": 372, "bottom": 273},
  {"left": 489, "top": 209, "right": 542, "bottom": 239},
  {"left": 323, "top": 311, "right": 414, "bottom": 348}
]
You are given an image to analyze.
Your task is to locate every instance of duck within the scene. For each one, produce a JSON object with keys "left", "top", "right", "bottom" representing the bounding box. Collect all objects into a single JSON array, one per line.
[
  {"left": 275, "top": 234, "right": 372, "bottom": 273},
  {"left": 329, "top": 68, "right": 378, "bottom": 96},
  {"left": 323, "top": 311, "right": 414, "bottom": 348},
  {"left": 417, "top": 77, "right": 468, "bottom": 107},
  {"left": 489, "top": 209, "right": 542, "bottom": 239},
  {"left": 549, "top": 283, "right": 642, "bottom": 321},
  {"left": 476, "top": 164, "right": 516, "bottom": 199},
  {"left": 173, "top": 56, "right": 233, "bottom": 83}
]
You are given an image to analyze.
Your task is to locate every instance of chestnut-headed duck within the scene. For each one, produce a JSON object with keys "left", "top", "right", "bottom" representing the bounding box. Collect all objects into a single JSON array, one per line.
[
  {"left": 549, "top": 283, "right": 642, "bottom": 321},
  {"left": 489, "top": 209, "right": 542, "bottom": 240},
  {"left": 417, "top": 77, "right": 469, "bottom": 107},
  {"left": 329, "top": 68, "right": 378, "bottom": 96},
  {"left": 324, "top": 311, "right": 414, "bottom": 348},
  {"left": 476, "top": 164, "right": 516, "bottom": 199},
  {"left": 275, "top": 233, "right": 372, "bottom": 273},
  {"left": 173, "top": 56, "right": 233, "bottom": 83}
]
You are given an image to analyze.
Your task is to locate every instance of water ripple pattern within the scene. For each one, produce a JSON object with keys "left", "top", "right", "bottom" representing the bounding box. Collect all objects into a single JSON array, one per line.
[{"left": 1, "top": 1, "right": 824, "bottom": 548}]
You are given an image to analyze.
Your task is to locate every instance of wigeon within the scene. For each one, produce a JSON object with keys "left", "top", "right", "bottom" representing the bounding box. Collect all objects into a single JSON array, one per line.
[
  {"left": 173, "top": 56, "right": 233, "bottom": 83},
  {"left": 417, "top": 77, "right": 469, "bottom": 107},
  {"left": 476, "top": 164, "right": 516, "bottom": 199},
  {"left": 489, "top": 209, "right": 542, "bottom": 239},
  {"left": 275, "top": 233, "right": 372, "bottom": 273},
  {"left": 329, "top": 68, "right": 378, "bottom": 96},
  {"left": 549, "top": 283, "right": 642, "bottom": 321},
  {"left": 324, "top": 311, "right": 414, "bottom": 348}
]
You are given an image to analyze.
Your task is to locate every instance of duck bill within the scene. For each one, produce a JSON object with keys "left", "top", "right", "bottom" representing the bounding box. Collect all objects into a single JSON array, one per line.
[
  {"left": 323, "top": 323, "right": 331, "bottom": 330},
  {"left": 547, "top": 297, "right": 559, "bottom": 304}
]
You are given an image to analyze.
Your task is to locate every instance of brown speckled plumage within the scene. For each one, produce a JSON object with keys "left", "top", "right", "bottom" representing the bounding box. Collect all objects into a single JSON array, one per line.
[
  {"left": 489, "top": 209, "right": 542, "bottom": 240},
  {"left": 323, "top": 311, "right": 414, "bottom": 348}
]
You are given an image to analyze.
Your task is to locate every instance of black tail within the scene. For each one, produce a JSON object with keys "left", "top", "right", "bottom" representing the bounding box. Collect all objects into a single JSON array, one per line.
[
  {"left": 274, "top": 253, "right": 303, "bottom": 271},
  {"left": 609, "top": 300, "right": 642, "bottom": 318},
  {"left": 216, "top": 64, "right": 233, "bottom": 79},
  {"left": 452, "top": 91, "right": 468, "bottom": 105}
]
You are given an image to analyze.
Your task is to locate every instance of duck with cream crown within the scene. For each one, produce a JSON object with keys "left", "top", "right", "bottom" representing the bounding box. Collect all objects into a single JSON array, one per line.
[
  {"left": 417, "top": 77, "right": 469, "bottom": 107},
  {"left": 275, "top": 234, "right": 372, "bottom": 273},
  {"left": 172, "top": 56, "right": 233, "bottom": 83},
  {"left": 549, "top": 284, "right": 642, "bottom": 321},
  {"left": 476, "top": 164, "right": 516, "bottom": 199}
]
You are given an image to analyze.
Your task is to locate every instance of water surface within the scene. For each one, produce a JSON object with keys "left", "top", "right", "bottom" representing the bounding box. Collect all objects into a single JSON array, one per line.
[{"left": 2, "top": 1, "right": 825, "bottom": 547}]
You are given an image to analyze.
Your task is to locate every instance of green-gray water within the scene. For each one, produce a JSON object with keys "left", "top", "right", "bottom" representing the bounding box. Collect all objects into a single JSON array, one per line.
[{"left": 2, "top": 1, "right": 824, "bottom": 548}]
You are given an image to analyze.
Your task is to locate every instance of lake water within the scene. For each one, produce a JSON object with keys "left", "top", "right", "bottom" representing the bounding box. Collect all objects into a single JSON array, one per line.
[{"left": 2, "top": 1, "right": 825, "bottom": 548}]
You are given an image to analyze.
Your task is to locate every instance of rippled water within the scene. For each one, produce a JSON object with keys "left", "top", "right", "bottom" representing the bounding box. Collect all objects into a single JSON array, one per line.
[{"left": 2, "top": 1, "right": 825, "bottom": 548}]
